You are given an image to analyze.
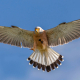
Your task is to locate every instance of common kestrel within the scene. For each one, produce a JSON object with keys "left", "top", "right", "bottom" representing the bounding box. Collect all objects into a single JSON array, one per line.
[{"left": 0, "top": 19, "right": 80, "bottom": 72}]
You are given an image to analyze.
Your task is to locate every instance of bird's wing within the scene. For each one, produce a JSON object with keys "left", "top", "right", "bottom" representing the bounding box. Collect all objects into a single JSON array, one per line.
[
  {"left": 46, "top": 19, "right": 80, "bottom": 47},
  {"left": 0, "top": 26, "right": 34, "bottom": 48}
]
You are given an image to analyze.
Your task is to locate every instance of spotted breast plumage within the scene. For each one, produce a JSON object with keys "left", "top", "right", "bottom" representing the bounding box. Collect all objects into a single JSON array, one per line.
[{"left": 0, "top": 19, "right": 80, "bottom": 72}]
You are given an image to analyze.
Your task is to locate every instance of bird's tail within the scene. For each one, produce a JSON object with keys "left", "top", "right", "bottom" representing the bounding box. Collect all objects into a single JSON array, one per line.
[{"left": 27, "top": 47, "right": 64, "bottom": 72}]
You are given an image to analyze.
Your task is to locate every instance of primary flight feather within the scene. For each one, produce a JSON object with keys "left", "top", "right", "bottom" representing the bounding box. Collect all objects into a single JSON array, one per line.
[{"left": 0, "top": 19, "right": 80, "bottom": 72}]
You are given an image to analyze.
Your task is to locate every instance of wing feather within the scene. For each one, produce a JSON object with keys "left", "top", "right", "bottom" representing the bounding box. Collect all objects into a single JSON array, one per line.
[
  {"left": 0, "top": 26, "right": 34, "bottom": 48},
  {"left": 46, "top": 19, "right": 80, "bottom": 47}
]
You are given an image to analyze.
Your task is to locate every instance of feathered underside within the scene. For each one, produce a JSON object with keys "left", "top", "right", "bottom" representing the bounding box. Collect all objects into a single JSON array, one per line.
[
  {"left": 46, "top": 19, "right": 80, "bottom": 47},
  {"left": 27, "top": 48, "right": 64, "bottom": 72},
  {"left": 0, "top": 19, "right": 80, "bottom": 72},
  {"left": 0, "top": 26, "right": 34, "bottom": 48},
  {"left": 0, "top": 19, "right": 80, "bottom": 48}
]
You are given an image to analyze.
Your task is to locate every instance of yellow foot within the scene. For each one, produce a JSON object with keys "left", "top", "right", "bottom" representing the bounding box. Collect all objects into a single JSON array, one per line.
[{"left": 30, "top": 48, "right": 35, "bottom": 51}]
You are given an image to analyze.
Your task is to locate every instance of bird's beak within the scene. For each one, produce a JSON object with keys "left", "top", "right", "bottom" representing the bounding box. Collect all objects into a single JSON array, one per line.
[{"left": 35, "top": 28, "right": 39, "bottom": 33}]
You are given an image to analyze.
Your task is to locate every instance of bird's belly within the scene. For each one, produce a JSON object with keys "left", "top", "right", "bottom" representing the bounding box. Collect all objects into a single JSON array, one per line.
[
  {"left": 33, "top": 31, "right": 48, "bottom": 51},
  {"left": 36, "top": 41, "right": 44, "bottom": 49},
  {"left": 36, "top": 38, "right": 48, "bottom": 50}
]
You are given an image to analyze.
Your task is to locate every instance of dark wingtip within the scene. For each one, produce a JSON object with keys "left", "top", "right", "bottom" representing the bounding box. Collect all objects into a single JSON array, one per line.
[
  {"left": 58, "top": 55, "right": 64, "bottom": 61},
  {"left": 42, "top": 65, "right": 46, "bottom": 71},
  {"left": 27, "top": 58, "right": 42, "bottom": 70},
  {"left": 51, "top": 63, "right": 55, "bottom": 70},
  {"left": 27, "top": 55, "right": 64, "bottom": 72},
  {"left": 37, "top": 63, "right": 42, "bottom": 70},
  {"left": 51, "top": 55, "right": 64, "bottom": 70},
  {"left": 46, "top": 66, "right": 51, "bottom": 72},
  {"left": 54, "top": 62, "right": 58, "bottom": 68},
  {"left": 27, "top": 58, "right": 30, "bottom": 61},
  {"left": 11, "top": 25, "right": 18, "bottom": 28},
  {"left": 29, "top": 60, "right": 34, "bottom": 65},
  {"left": 59, "top": 22, "right": 66, "bottom": 25},
  {"left": 51, "top": 62, "right": 58, "bottom": 69},
  {"left": 56, "top": 60, "right": 61, "bottom": 65},
  {"left": 33, "top": 62, "right": 37, "bottom": 68}
]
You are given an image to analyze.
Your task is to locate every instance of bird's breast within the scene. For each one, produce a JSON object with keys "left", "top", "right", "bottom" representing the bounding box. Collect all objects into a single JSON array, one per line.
[{"left": 33, "top": 31, "right": 48, "bottom": 50}]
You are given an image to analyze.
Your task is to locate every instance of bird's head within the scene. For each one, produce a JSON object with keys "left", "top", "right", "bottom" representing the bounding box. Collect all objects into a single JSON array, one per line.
[{"left": 35, "top": 26, "right": 44, "bottom": 33}]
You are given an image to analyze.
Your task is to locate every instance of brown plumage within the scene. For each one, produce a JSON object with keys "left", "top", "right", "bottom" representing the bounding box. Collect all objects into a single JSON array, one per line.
[
  {"left": 0, "top": 19, "right": 80, "bottom": 72},
  {"left": 32, "top": 31, "right": 48, "bottom": 51}
]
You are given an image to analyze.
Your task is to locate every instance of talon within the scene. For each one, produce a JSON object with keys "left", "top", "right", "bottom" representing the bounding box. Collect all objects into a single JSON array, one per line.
[{"left": 30, "top": 48, "right": 35, "bottom": 51}]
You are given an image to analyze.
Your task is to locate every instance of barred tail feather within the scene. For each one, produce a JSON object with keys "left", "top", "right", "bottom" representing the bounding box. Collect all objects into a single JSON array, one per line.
[{"left": 27, "top": 47, "right": 64, "bottom": 72}]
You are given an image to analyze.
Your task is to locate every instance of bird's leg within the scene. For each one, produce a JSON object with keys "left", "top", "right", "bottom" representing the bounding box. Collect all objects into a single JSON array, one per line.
[
  {"left": 30, "top": 48, "right": 35, "bottom": 51},
  {"left": 30, "top": 40, "right": 36, "bottom": 51}
]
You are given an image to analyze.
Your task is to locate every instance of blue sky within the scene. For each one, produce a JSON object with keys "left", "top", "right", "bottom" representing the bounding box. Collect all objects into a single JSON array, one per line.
[{"left": 0, "top": 0, "right": 80, "bottom": 80}]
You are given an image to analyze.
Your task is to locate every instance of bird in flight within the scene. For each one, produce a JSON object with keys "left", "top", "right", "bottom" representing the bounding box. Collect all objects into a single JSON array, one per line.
[{"left": 0, "top": 19, "right": 80, "bottom": 72}]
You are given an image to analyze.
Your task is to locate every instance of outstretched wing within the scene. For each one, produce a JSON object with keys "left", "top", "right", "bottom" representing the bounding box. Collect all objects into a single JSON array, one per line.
[
  {"left": 46, "top": 19, "right": 80, "bottom": 47},
  {"left": 0, "top": 26, "right": 34, "bottom": 48}
]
